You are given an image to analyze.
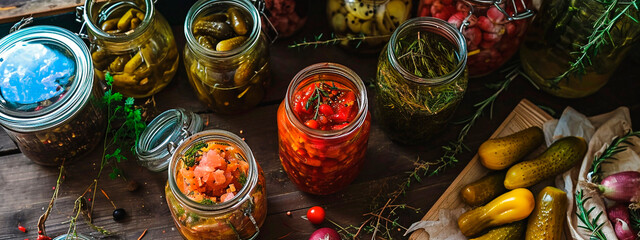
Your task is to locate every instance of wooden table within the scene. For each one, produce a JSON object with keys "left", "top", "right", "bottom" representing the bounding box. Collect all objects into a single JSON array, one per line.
[{"left": 1, "top": 1, "right": 639, "bottom": 239}]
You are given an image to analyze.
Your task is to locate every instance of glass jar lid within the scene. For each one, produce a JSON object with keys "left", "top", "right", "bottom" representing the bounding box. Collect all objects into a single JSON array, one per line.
[
  {"left": 52, "top": 234, "right": 92, "bottom": 240},
  {"left": 0, "top": 26, "right": 94, "bottom": 132},
  {"left": 136, "top": 108, "right": 204, "bottom": 172}
]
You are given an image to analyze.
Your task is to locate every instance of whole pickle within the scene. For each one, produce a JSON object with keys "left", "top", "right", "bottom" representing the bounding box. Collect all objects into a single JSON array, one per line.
[
  {"left": 131, "top": 18, "right": 141, "bottom": 29},
  {"left": 109, "top": 55, "right": 131, "bottom": 72},
  {"left": 124, "top": 52, "right": 143, "bottom": 73},
  {"left": 139, "top": 45, "right": 156, "bottom": 64},
  {"left": 234, "top": 58, "right": 256, "bottom": 86},
  {"left": 92, "top": 48, "right": 108, "bottom": 62},
  {"left": 200, "top": 13, "right": 228, "bottom": 23},
  {"left": 112, "top": 73, "right": 138, "bottom": 87},
  {"left": 117, "top": 8, "right": 139, "bottom": 31},
  {"left": 101, "top": 18, "right": 119, "bottom": 31},
  {"left": 136, "top": 12, "right": 145, "bottom": 20},
  {"left": 133, "top": 64, "right": 152, "bottom": 79},
  {"left": 196, "top": 35, "right": 217, "bottom": 50},
  {"left": 216, "top": 36, "right": 247, "bottom": 51},
  {"left": 227, "top": 8, "right": 248, "bottom": 35},
  {"left": 194, "top": 20, "right": 234, "bottom": 39}
]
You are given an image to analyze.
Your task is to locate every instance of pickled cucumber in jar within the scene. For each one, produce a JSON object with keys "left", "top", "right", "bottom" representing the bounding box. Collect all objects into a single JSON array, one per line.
[
  {"left": 185, "top": 4, "right": 271, "bottom": 114},
  {"left": 87, "top": 1, "right": 179, "bottom": 98},
  {"left": 327, "top": 0, "right": 412, "bottom": 52}
]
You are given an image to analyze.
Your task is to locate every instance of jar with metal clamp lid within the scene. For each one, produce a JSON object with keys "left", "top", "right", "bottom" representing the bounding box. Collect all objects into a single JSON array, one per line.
[
  {"left": 520, "top": 0, "right": 640, "bottom": 98},
  {"left": 184, "top": 0, "right": 273, "bottom": 114},
  {"left": 0, "top": 25, "right": 106, "bottom": 166},
  {"left": 327, "top": 0, "right": 413, "bottom": 53},
  {"left": 417, "top": 0, "right": 534, "bottom": 77},
  {"left": 80, "top": 0, "right": 179, "bottom": 98}
]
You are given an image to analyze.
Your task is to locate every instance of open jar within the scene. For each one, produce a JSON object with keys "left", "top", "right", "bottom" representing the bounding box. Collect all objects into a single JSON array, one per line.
[
  {"left": 165, "top": 130, "right": 267, "bottom": 240},
  {"left": 184, "top": 0, "right": 272, "bottom": 114},
  {"left": 327, "top": 0, "right": 412, "bottom": 53},
  {"left": 417, "top": 0, "right": 534, "bottom": 77},
  {"left": 374, "top": 17, "right": 468, "bottom": 144},
  {"left": 520, "top": 0, "right": 640, "bottom": 98},
  {"left": 277, "top": 63, "right": 371, "bottom": 195},
  {"left": 0, "top": 26, "right": 106, "bottom": 166},
  {"left": 82, "top": 0, "right": 179, "bottom": 98}
]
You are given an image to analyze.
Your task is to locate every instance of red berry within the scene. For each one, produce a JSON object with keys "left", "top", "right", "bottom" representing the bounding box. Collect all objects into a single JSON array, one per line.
[
  {"left": 18, "top": 225, "right": 26, "bottom": 233},
  {"left": 306, "top": 206, "right": 326, "bottom": 224},
  {"left": 304, "top": 119, "right": 319, "bottom": 129}
]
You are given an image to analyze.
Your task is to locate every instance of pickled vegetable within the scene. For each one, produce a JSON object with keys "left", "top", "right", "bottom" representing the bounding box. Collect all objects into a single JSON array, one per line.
[
  {"left": 525, "top": 186, "right": 568, "bottom": 240},
  {"left": 458, "top": 188, "right": 535, "bottom": 237},
  {"left": 478, "top": 127, "right": 544, "bottom": 170},
  {"left": 327, "top": 0, "right": 412, "bottom": 52},
  {"left": 461, "top": 171, "right": 507, "bottom": 206},
  {"left": 166, "top": 140, "right": 267, "bottom": 239},
  {"left": 417, "top": 0, "right": 533, "bottom": 77},
  {"left": 277, "top": 70, "right": 371, "bottom": 195},
  {"left": 89, "top": 4, "right": 179, "bottom": 98},
  {"left": 185, "top": 4, "right": 271, "bottom": 114},
  {"left": 375, "top": 30, "right": 467, "bottom": 144}
]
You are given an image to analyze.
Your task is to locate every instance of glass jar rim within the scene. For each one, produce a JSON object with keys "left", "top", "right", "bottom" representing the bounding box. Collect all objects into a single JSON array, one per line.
[
  {"left": 284, "top": 62, "right": 369, "bottom": 139},
  {"left": 167, "top": 130, "right": 259, "bottom": 213},
  {"left": 387, "top": 17, "right": 468, "bottom": 86},
  {"left": 83, "top": 0, "right": 155, "bottom": 42},
  {"left": 184, "top": 0, "right": 262, "bottom": 59},
  {"left": 0, "top": 25, "right": 94, "bottom": 132},
  {"left": 136, "top": 108, "right": 204, "bottom": 172}
]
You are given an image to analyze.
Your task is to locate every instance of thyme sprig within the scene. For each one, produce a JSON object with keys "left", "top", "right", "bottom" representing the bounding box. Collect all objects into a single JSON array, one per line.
[
  {"left": 182, "top": 142, "right": 208, "bottom": 168},
  {"left": 575, "top": 189, "right": 607, "bottom": 240},
  {"left": 550, "top": 0, "right": 639, "bottom": 84},
  {"left": 288, "top": 33, "right": 391, "bottom": 49},
  {"left": 589, "top": 130, "right": 640, "bottom": 183},
  {"left": 304, "top": 83, "right": 337, "bottom": 120}
]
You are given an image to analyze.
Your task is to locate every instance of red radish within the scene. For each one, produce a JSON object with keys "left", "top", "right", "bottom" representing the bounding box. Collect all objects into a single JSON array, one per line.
[
  {"left": 477, "top": 16, "right": 505, "bottom": 33},
  {"left": 467, "top": 15, "right": 478, "bottom": 27},
  {"left": 463, "top": 27, "right": 482, "bottom": 48},
  {"left": 505, "top": 23, "right": 517, "bottom": 35},
  {"left": 480, "top": 40, "right": 497, "bottom": 49},
  {"left": 456, "top": 1, "right": 470, "bottom": 12},
  {"left": 482, "top": 32, "right": 503, "bottom": 42},
  {"left": 447, "top": 12, "right": 466, "bottom": 28},
  {"left": 309, "top": 228, "right": 341, "bottom": 240},
  {"left": 597, "top": 171, "right": 640, "bottom": 203},
  {"left": 614, "top": 219, "right": 637, "bottom": 240},
  {"left": 487, "top": 6, "right": 505, "bottom": 24}
]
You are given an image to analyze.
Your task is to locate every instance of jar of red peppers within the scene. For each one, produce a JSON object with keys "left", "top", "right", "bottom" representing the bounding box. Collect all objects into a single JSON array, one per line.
[
  {"left": 327, "top": 0, "right": 412, "bottom": 53},
  {"left": 165, "top": 130, "right": 267, "bottom": 239},
  {"left": 0, "top": 26, "right": 106, "bottom": 166},
  {"left": 417, "top": 0, "right": 534, "bottom": 77},
  {"left": 277, "top": 63, "right": 371, "bottom": 195}
]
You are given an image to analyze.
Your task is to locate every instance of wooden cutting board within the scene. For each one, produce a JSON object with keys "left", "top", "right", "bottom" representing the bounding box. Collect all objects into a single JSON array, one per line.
[
  {"left": 0, "top": 0, "right": 107, "bottom": 24},
  {"left": 409, "top": 98, "right": 553, "bottom": 240}
]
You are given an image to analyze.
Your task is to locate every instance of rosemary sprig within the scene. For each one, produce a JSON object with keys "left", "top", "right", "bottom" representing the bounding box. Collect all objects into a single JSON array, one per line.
[
  {"left": 304, "top": 83, "right": 332, "bottom": 120},
  {"left": 575, "top": 189, "right": 607, "bottom": 240},
  {"left": 589, "top": 130, "right": 640, "bottom": 183},
  {"left": 288, "top": 33, "right": 391, "bottom": 49},
  {"left": 550, "top": 0, "right": 639, "bottom": 84}
]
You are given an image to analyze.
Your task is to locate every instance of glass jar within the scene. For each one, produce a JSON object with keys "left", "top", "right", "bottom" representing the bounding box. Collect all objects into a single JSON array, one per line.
[
  {"left": 82, "top": 0, "right": 179, "bottom": 98},
  {"left": 277, "top": 63, "right": 371, "bottom": 195},
  {"left": 0, "top": 26, "right": 106, "bottom": 166},
  {"left": 136, "top": 108, "right": 204, "bottom": 172},
  {"left": 375, "top": 17, "right": 468, "bottom": 144},
  {"left": 417, "top": 0, "right": 534, "bottom": 77},
  {"left": 264, "top": 0, "right": 308, "bottom": 38},
  {"left": 165, "top": 130, "right": 267, "bottom": 240},
  {"left": 184, "top": 0, "right": 271, "bottom": 114},
  {"left": 520, "top": 0, "right": 640, "bottom": 98},
  {"left": 327, "top": 0, "right": 412, "bottom": 53},
  {"left": 52, "top": 234, "right": 91, "bottom": 240}
]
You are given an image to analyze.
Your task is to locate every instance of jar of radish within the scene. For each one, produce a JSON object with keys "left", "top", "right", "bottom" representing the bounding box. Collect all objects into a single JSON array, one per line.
[{"left": 417, "top": 0, "right": 534, "bottom": 77}]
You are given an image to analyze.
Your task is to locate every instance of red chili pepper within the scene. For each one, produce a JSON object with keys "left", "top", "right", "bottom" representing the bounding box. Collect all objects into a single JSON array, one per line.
[
  {"left": 37, "top": 235, "right": 52, "bottom": 240},
  {"left": 18, "top": 225, "right": 26, "bottom": 233}
]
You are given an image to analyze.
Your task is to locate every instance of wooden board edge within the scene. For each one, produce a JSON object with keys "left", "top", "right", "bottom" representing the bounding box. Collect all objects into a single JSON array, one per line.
[
  {"left": 0, "top": 0, "right": 109, "bottom": 24},
  {"left": 409, "top": 98, "right": 552, "bottom": 240}
]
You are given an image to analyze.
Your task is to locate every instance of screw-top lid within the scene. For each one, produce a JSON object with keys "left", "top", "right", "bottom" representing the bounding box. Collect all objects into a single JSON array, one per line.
[
  {"left": 135, "top": 108, "right": 204, "bottom": 172},
  {"left": 0, "top": 26, "right": 94, "bottom": 132}
]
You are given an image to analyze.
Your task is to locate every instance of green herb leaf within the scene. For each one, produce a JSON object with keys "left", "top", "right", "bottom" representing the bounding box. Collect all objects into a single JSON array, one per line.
[
  {"left": 575, "top": 190, "right": 607, "bottom": 240},
  {"left": 589, "top": 130, "right": 640, "bottom": 183},
  {"left": 200, "top": 199, "right": 215, "bottom": 205},
  {"left": 182, "top": 142, "right": 208, "bottom": 167}
]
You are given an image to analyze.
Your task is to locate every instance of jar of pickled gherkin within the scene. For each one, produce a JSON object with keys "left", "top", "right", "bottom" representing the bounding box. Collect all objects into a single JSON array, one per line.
[
  {"left": 0, "top": 26, "right": 106, "bottom": 166},
  {"left": 136, "top": 108, "right": 204, "bottom": 172},
  {"left": 165, "top": 130, "right": 267, "bottom": 240},
  {"left": 327, "top": 0, "right": 412, "bottom": 53},
  {"left": 375, "top": 17, "right": 468, "bottom": 144},
  {"left": 417, "top": 0, "right": 534, "bottom": 77},
  {"left": 184, "top": 0, "right": 271, "bottom": 114},
  {"left": 277, "top": 63, "right": 371, "bottom": 195},
  {"left": 520, "top": 0, "right": 640, "bottom": 98},
  {"left": 81, "top": 0, "right": 179, "bottom": 98}
]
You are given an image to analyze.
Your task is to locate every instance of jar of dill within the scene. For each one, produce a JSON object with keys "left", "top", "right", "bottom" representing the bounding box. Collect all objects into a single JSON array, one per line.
[
  {"left": 374, "top": 17, "right": 468, "bottom": 144},
  {"left": 520, "top": 0, "right": 640, "bottom": 98}
]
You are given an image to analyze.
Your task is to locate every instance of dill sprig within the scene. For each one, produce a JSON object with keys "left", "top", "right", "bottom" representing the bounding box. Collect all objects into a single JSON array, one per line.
[
  {"left": 550, "top": 0, "right": 639, "bottom": 84},
  {"left": 288, "top": 33, "right": 391, "bottom": 49},
  {"left": 182, "top": 142, "right": 208, "bottom": 168},
  {"left": 575, "top": 189, "right": 607, "bottom": 240},
  {"left": 589, "top": 130, "right": 640, "bottom": 183}
]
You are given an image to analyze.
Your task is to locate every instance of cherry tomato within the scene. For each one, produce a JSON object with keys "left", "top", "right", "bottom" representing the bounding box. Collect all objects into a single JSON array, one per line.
[
  {"left": 305, "top": 119, "right": 319, "bottom": 129},
  {"left": 306, "top": 206, "right": 325, "bottom": 224},
  {"left": 318, "top": 104, "right": 334, "bottom": 116}
]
